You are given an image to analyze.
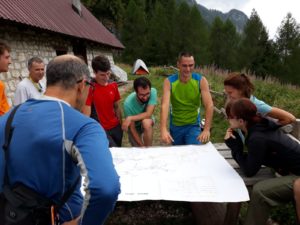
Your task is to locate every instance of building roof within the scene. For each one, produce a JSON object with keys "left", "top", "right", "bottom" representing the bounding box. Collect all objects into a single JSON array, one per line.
[{"left": 0, "top": 0, "right": 124, "bottom": 49}]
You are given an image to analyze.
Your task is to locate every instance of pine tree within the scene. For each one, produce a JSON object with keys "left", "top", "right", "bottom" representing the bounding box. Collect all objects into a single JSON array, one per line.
[
  {"left": 222, "top": 20, "right": 240, "bottom": 70},
  {"left": 275, "top": 13, "right": 300, "bottom": 83},
  {"left": 208, "top": 18, "right": 240, "bottom": 70},
  {"left": 239, "top": 9, "right": 271, "bottom": 77},
  {"left": 81, "top": 0, "right": 125, "bottom": 33},
  {"left": 144, "top": 1, "right": 170, "bottom": 65},
  {"left": 189, "top": 5, "right": 209, "bottom": 66},
  {"left": 173, "top": 2, "right": 193, "bottom": 52},
  {"left": 276, "top": 13, "right": 300, "bottom": 63},
  {"left": 121, "top": 0, "right": 147, "bottom": 63},
  {"left": 208, "top": 17, "right": 224, "bottom": 68}
]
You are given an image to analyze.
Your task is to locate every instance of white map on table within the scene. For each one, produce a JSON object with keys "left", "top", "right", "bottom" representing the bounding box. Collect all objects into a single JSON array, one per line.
[{"left": 109, "top": 142, "right": 249, "bottom": 202}]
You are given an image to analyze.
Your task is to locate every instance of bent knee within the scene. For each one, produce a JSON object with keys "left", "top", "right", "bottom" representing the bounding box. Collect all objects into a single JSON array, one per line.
[
  {"left": 142, "top": 119, "right": 153, "bottom": 130},
  {"left": 251, "top": 182, "right": 271, "bottom": 200}
]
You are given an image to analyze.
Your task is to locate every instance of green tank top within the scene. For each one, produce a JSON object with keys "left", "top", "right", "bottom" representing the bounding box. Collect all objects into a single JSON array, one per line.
[{"left": 169, "top": 73, "right": 201, "bottom": 126}]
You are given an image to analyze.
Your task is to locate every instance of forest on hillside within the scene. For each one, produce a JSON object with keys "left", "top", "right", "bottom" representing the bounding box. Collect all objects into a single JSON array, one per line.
[{"left": 82, "top": 0, "right": 300, "bottom": 85}]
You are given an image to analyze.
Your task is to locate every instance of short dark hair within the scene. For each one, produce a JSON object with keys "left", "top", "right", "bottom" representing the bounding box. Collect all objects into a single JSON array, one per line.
[
  {"left": 92, "top": 55, "right": 111, "bottom": 73},
  {"left": 28, "top": 57, "right": 44, "bottom": 69},
  {"left": 224, "top": 73, "right": 254, "bottom": 98},
  {"left": 0, "top": 41, "right": 11, "bottom": 55},
  {"left": 46, "top": 55, "right": 90, "bottom": 89},
  {"left": 133, "top": 77, "right": 151, "bottom": 92},
  {"left": 177, "top": 52, "right": 194, "bottom": 61}
]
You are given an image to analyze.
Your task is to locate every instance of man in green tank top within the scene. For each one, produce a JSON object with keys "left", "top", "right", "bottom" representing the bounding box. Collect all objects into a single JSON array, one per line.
[{"left": 160, "top": 52, "right": 214, "bottom": 145}]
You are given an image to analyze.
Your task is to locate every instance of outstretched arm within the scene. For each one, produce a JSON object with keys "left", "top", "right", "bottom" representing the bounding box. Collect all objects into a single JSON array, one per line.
[
  {"left": 160, "top": 79, "right": 173, "bottom": 144},
  {"left": 266, "top": 107, "right": 296, "bottom": 125},
  {"left": 197, "top": 77, "right": 214, "bottom": 143}
]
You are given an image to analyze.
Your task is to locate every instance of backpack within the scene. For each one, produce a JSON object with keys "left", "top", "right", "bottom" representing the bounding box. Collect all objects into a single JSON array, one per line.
[{"left": 0, "top": 105, "right": 79, "bottom": 225}]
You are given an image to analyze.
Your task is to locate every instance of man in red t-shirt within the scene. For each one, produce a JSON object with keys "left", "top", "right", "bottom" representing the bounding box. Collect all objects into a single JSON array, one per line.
[{"left": 83, "top": 55, "right": 123, "bottom": 147}]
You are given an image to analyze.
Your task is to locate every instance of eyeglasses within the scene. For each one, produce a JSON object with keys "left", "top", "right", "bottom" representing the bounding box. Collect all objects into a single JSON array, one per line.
[
  {"left": 76, "top": 79, "right": 95, "bottom": 88},
  {"left": 137, "top": 92, "right": 150, "bottom": 98}
]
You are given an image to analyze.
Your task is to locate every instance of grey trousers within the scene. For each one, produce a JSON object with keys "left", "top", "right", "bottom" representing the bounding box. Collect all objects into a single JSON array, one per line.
[{"left": 244, "top": 174, "right": 299, "bottom": 225}]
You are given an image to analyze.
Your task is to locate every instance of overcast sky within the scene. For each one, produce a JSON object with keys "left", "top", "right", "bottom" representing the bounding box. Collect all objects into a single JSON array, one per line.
[{"left": 196, "top": 0, "right": 300, "bottom": 39}]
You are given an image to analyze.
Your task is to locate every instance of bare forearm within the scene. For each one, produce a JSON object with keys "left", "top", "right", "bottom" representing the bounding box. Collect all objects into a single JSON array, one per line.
[
  {"left": 161, "top": 79, "right": 171, "bottom": 132},
  {"left": 127, "top": 107, "right": 154, "bottom": 122},
  {"left": 160, "top": 105, "right": 169, "bottom": 132},
  {"left": 204, "top": 104, "right": 214, "bottom": 131},
  {"left": 267, "top": 107, "right": 296, "bottom": 125},
  {"left": 130, "top": 125, "right": 144, "bottom": 146}
]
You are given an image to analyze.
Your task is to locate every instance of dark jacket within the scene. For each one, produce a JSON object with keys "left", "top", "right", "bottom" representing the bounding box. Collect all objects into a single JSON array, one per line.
[{"left": 225, "top": 119, "right": 300, "bottom": 177}]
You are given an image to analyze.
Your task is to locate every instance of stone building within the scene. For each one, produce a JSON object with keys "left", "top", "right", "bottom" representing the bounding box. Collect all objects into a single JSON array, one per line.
[{"left": 0, "top": 0, "right": 124, "bottom": 105}]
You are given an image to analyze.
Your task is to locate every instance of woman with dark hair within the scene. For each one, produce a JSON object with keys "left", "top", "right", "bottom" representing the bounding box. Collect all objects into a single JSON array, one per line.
[
  {"left": 224, "top": 72, "right": 295, "bottom": 125},
  {"left": 225, "top": 98, "right": 300, "bottom": 225}
]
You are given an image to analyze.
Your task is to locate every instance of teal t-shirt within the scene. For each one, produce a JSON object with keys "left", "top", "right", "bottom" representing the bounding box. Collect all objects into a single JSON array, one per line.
[
  {"left": 250, "top": 95, "right": 272, "bottom": 116},
  {"left": 124, "top": 88, "right": 157, "bottom": 127}
]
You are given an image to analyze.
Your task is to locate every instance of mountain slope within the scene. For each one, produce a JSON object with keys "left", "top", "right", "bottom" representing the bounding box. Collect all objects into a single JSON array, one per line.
[{"left": 179, "top": 0, "right": 248, "bottom": 33}]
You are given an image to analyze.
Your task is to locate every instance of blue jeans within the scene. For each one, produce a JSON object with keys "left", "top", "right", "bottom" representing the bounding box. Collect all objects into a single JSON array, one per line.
[{"left": 170, "top": 124, "right": 202, "bottom": 145}]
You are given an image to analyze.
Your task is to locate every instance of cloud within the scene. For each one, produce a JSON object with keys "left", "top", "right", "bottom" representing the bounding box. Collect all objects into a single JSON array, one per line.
[
  {"left": 242, "top": 0, "right": 300, "bottom": 38},
  {"left": 196, "top": 0, "right": 300, "bottom": 39}
]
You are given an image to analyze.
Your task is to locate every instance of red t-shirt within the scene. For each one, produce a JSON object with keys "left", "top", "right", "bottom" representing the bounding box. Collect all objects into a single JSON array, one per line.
[{"left": 86, "top": 82, "right": 121, "bottom": 130}]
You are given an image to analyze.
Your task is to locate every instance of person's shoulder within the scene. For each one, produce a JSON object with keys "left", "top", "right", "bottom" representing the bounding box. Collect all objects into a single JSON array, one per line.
[
  {"left": 191, "top": 73, "right": 202, "bottom": 81},
  {"left": 151, "top": 87, "right": 157, "bottom": 94},
  {"left": 62, "top": 103, "right": 100, "bottom": 126},
  {"left": 108, "top": 81, "right": 118, "bottom": 87},
  {"left": 247, "top": 122, "right": 271, "bottom": 139},
  {"left": 16, "top": 78, "right": 29, "bottom": 88},
  {"left": 124, "top": 91, "right": 136, "bottom": 104},
  {"left": 250, "top": 95, "right": 267, "bottom": 104},
  {"left": 250, "top": 95, "right": 271, "bottom": 111},
  {"left": 168, "top": 74, "right": 178, "bottom": 83}
]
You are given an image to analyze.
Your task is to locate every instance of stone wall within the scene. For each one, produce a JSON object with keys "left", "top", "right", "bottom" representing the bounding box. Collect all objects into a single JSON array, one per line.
[{"left": 0, "top": 24, "right": 116, "bottom": 105}]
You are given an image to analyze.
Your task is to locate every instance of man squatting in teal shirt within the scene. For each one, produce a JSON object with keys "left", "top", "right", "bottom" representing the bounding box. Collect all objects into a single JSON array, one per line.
[
  {"left": 160, "top": 52, "right": 214, "bottom": 145},
  {"left": 122, "top": 77, "right": 157, "bottom": 147}
]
